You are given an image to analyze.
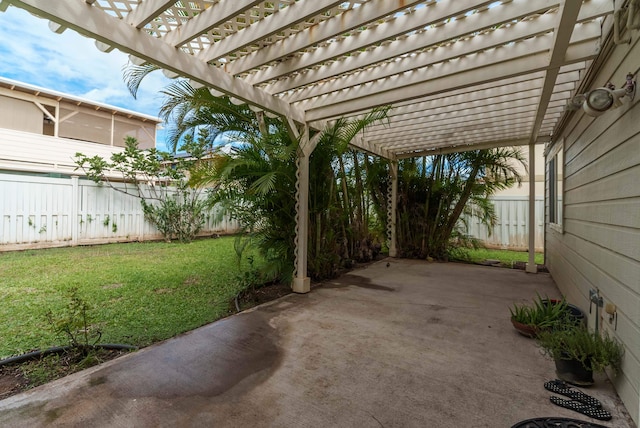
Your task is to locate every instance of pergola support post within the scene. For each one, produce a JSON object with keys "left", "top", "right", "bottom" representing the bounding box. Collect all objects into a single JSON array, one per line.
[
  {"left": 290, "top": 121, "right": 311, "bottom": 293},
  {"left": 526, "top": 142, "right": 537, "bottom": 274},
  {"left": 388, "top": 160, "right": 398, "bottom": 258}
]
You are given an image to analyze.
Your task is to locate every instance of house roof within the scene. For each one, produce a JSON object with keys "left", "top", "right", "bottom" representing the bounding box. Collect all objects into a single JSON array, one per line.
[
  {"left": 3, "top": 0, "right": 615, "bottom": 159},
  {"left": 0, "top": 75, "right": 162, "bottom": 123}
]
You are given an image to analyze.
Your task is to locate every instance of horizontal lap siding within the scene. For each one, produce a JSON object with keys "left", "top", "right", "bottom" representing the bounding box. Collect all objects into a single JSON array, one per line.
[{"left": 546, "top": 33, "right": 640, "bottom": 425}]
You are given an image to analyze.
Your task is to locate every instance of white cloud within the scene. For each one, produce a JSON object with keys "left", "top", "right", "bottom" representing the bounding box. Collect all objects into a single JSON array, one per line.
[{"left": 0, "top": 5, "right": 169, "bottom": 122}]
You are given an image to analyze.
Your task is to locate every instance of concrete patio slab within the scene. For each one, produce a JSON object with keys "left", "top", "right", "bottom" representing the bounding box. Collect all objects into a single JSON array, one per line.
[{"left": 0, "top": 260, "right": 635, "bottom": 427}]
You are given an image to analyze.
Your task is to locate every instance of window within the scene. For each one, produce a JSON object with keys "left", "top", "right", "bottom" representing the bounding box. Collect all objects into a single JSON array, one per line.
[{"left": 548, "top": 141, "right": 563, "bottom": 229}]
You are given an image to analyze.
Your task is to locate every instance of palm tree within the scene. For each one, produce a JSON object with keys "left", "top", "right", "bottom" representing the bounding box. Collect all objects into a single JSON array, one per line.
[
  {"left": 369, "top": 148, "right": 526, "bottom": 259},
  {"left": 123, "top": 64, "right": 524, "bottom": 280},
  {"left": 308, "top": 108, "right": 389, "bottom": 278},
  {"left": 136, "top": 73, "right": 389, "bottom": 281}
]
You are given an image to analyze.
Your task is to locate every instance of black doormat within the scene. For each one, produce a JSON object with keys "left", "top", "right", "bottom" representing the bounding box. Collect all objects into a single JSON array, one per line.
[{"left": 512, "top": 417, "right": 609, "bottom": 428}]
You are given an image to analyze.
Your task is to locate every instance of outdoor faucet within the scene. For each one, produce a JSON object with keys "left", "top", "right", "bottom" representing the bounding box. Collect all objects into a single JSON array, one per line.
[{"left": 589, "top": 288, "right": 604, "bottom": 334}]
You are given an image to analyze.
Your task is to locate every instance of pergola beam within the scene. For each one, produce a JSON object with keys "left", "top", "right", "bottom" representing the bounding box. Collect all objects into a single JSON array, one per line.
[
  {"left": 125, "top": 0, "right": 174, "bottom": 28},
  {"left": 394, "top": 137, "right": 544, "bottom": 159},
  {"left": 281, "top": 19, "right": 599, "bottom": 103},
  {"left": 378, "top": 124, "right": 535, "bottom": 151},
  {"left": 9, "top": 0, "right": 306, "bottom": 124},
  {"left": 197, "top": 0, "right": 345, "bottom": 63},
  {"left": 525, "top": 1, "right": 583, "bottom": 274},
  {"left": 368, "top": 111, "right": 540, "bottom": 142},
  {"left": 251, "top": 0, "right": 557, "bottom": 88},
  {"left": 368, "top": 108, "right": 563, "bottom": 143},
  {"left": 306, "top": 64, "right": 583, "bottom": 131},
  {"left": 350, "top": 135, "right": 393, "bottom": 160},
  {"left": 528, "top": 1, "right": 583, "bottom": 145},
  {"left": 164, "top": 0, "right": 265, "bottom": 47},
  {"left": 364, "top": 84, "right": 573, "bottom": 133},
  {"left": 366, "top": 95, "right": 567, "bottom": 139},
  {"left": 225, "top": 0, "right": 425, "bottom": 76},
  {"left": 3, "top": 0, "right": 607, "bottom": 165},
  {"left": 378, "top": 63, "right": 583, "bottom": 116},
  {"left": 384, "top": 130, "right": 555, "bottom": 155},
  {"left": 263, "top": 0, "right": 609, "bottom": 95},
  {"left": 303, "top": 35, "right": 599, "bottom": 122}
]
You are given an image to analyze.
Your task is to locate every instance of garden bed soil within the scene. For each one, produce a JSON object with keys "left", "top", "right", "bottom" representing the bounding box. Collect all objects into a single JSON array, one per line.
[
  {"left": 233, "top": 281, "right": 293, "bottom": 311},
  {"left": 0, "top": 347, "right": 130, "bottom": 400}
]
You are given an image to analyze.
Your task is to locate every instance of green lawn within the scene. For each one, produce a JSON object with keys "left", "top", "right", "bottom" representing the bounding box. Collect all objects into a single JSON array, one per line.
[
  {"left": 1, "top": 239, "right": 543, "bottom": 360},
  {"left": 0, "top": 237, "right": 252, "bottom": 359},
  {"left": 453, "top": 247, "right": 544, "bottom": 266}
]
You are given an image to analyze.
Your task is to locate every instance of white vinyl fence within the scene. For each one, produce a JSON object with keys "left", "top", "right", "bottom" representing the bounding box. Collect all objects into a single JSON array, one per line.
[
  {"left": 0, "top": 173, "right": 238, "bottom": 251},
  {"left": 1, "top": 173, "right": 543, "bottom": 252},
  {"left": 461, "top": 196, "right": 544, "bottom": 252}
]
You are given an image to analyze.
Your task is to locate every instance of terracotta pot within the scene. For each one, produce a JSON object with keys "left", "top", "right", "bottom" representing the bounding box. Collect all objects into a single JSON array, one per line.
[{"left": 510, "top": 318, "right": 539, "bottom": 338}]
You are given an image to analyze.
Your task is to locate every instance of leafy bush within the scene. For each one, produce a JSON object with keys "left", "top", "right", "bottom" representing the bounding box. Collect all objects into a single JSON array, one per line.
[
  {"left": 75, "top": 134, "right": 212, "bottom": 242},
  {"left": 45, "top": 288, "right": 101, "bottom": 351},
  {"left": 510, "top": 294, "right": 572, "bottom": 329},
  {"left": 536, "top": 325, "right": 624, "bottom": 374}
]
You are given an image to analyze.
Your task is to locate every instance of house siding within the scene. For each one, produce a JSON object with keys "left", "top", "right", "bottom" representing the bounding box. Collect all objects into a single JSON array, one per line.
[{"left": 546, "top": 32, "right": 640, "bottom": 425}]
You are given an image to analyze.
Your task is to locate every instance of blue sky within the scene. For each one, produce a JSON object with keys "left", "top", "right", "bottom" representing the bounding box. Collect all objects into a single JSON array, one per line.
[{"left": 0, "top": 5, "right": 172, "bottom": 150}]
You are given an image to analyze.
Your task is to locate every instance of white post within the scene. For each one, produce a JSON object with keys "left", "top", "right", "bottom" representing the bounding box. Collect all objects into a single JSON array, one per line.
[
  {"left": 110, "top": 114, "right": 115, "bottom": 146},
  {"left": 54, "top": 103, "right": 60, "bottom": 137},
  {"left": 292, "top": 124, "right": 311, "bottom": 294},
  {"left": 526, "top": 143, "right": 537, "bottom": 273},
  {"left": 389, "top": 161, "right": 398, "bottom": 257},
  {"left": 71, "top": 175, "right": 79, "bottom": 245}
]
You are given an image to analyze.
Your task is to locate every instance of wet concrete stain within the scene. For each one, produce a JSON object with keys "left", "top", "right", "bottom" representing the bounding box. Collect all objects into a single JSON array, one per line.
[
  {"left": 1, "top": 309, "right": 285, "bottom": 426},
  {"left": 322, "top": 274, "right": 395, "bottom": 292},
  {"left": 96, "top": 311, "right": 282, "bottom": 401},
  {"left": 88, "top": 375, "right": 107, "bottom": 386}
]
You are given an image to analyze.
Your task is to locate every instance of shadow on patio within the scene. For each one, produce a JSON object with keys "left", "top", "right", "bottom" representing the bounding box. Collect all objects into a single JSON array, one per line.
[{"left": 0, "top": 260, "right": 634, "bottom": 427}]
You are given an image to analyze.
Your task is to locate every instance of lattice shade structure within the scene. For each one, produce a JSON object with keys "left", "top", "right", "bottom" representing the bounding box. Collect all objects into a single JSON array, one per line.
[
  {"left": 2, "top": 0, "right": 612, "bottom": 159},
  {"left": 2, "top": 0, "right": 622, "bottom": 292}
]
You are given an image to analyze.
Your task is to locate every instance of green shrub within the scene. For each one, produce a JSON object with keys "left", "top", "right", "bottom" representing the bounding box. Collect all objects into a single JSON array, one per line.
[
  {"left": 75, "top": 134, "right": 212, "bottom": 243},
  {"left": 510, "top": 294, "right": 571, "bottom": 329},
  {"left": 536, "top": 325, "right": 624, "bottom": 374}
]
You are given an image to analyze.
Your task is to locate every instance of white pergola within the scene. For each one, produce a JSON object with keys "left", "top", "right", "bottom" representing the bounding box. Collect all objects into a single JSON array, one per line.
[{"left": 2, "top": 0, "right": 614, "bottom": 291}]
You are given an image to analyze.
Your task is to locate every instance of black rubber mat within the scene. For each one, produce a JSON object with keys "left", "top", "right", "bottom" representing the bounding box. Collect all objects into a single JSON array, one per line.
[{"left": 511, "top": 417, "right": 609, "bottom": 428}]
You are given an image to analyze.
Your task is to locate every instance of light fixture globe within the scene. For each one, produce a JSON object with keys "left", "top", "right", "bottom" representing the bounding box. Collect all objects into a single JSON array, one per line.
[{"left": 583, "top": 88, "right": 614, "bottom": 116}]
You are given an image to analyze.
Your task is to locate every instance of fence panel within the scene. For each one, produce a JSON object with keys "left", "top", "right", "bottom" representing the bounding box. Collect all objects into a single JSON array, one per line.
[
  {"left": 0, "top": 175, "right": 73, "bottom": 246},
  {"left": 0, "top": 173, "right": 238, "bottom": 251},
  {"left": 462, "top": 196, "right": 544, "bottom": 251},
  {"left": 1, "top": 173, "right": 544, "bottom": 252}
]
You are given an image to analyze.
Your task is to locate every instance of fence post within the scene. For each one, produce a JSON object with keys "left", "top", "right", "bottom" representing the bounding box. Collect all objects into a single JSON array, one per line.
[{"left": 71, "top": 175, "right": 79, "bottom": 245}]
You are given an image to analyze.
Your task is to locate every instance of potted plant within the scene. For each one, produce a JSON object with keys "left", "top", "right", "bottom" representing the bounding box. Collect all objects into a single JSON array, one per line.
[
  {"left": 509, "top": 294, "right": 576, "bottom": 338},
  {"left": 536, "top": 325, "right": 624, "bottom": 386}
]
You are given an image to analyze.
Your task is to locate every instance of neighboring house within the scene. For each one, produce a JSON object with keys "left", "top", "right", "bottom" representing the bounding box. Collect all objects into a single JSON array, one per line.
[
  {"left": 0, "top": 77, "right": 235, "bottom": 249},
  {"left": 0, "top": 76, "right": 159, "bottom": 176},
  {"left": 545, "top": 25, "right": 640, "bottom": 422}
]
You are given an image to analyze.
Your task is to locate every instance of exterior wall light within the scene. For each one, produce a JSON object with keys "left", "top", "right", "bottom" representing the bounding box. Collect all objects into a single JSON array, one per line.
[{"left": 567, "top": 73, "right": 636, "bottom": 117}]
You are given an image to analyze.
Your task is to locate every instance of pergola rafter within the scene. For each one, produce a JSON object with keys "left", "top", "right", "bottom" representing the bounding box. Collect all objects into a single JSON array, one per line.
[
  {"left": 225, "top": 0, "right": 426, "bottom": 77},
  {"left": 196, "top": 0, "right": 347, "bottom": 63}
]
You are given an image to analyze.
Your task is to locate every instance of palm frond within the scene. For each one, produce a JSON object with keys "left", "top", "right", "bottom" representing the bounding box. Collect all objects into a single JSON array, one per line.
[{"left": 122, "top": 63, "right": 161, "bottom": 99}]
